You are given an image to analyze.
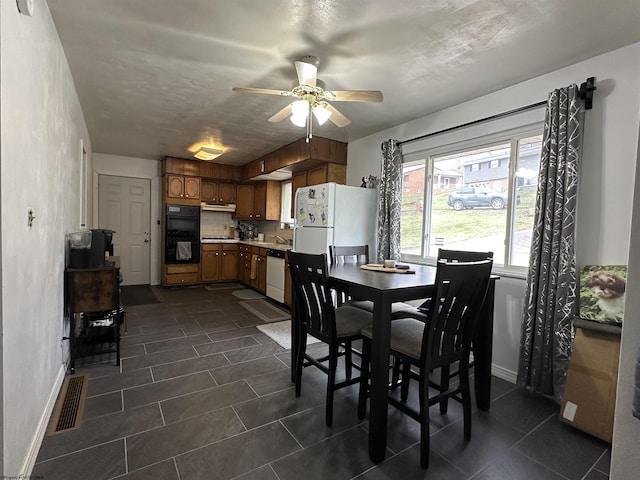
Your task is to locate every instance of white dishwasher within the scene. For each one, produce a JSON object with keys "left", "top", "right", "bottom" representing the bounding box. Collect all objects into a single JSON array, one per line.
[{"left": 265, "top": 249, "right": 286, "bottom": 303}]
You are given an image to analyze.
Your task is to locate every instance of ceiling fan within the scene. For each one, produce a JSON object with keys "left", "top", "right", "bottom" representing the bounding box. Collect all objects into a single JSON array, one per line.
[{"left": 232, "top": 56, "right": 383, "bottom": 140}]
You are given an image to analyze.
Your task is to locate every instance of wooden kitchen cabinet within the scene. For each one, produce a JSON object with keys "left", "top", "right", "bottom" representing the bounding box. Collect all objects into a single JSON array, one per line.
[
  {"left": 238, "top": 244, "right": 266, "bottom": 292},
  {"left": 221, "top": 244, "right": 238, "bottom": 281},
  {"left": 235, "top": 181, "right": 280, "bottom": 220},
  {"left": 253, "top": 180, "right": 281, "bottom": 220},
  {"left": 201, "top": 181, "right": 236, "bottom": 203},
  {"left": 165, "top": 174, "right": 201, "bottom": 203},
  {"left": 201, "top": 244, "right": 222, "bottom": 282},
  {"left": 236, "top": 184, "right": 254, "bottom": 219},
  {"left": 238, "top": 244, "right": 253, "bottom": 285},
  {"left": 201, "top": 243, "right": 238, "bottom": 282},
  {"left": 164, "top": 157, "right": 200, "bottom": 176},
  {"left": 164, "top": 264, "right": 200, "bottom": 286},
  {"left": 290, "top": 163, "right": 346, "bottom": 216},
  {"left": 250, "top": 247, "right": 267, "bottom": 293},
  {"left": 199, "top": 161, "right": 241, "bottom": 181}
]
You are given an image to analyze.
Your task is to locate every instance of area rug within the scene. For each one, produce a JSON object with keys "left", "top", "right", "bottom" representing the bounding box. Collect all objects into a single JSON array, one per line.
[
  {"left": 232, "top": 289, "right": 265, "bottom": 300},
  {"left": 239, "top": 299, "right": 290, "bottom": 323},
  {"left": 256, "top": 320, "right": 320, "bottom": 350},
  {"left": 120, "top": 285, "right": 159, "bottom": 306}
]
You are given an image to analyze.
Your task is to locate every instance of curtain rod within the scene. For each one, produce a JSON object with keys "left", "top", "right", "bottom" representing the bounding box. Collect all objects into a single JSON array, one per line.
[{"left": 393, "top": 76, "right": 596, "bottom": 148}]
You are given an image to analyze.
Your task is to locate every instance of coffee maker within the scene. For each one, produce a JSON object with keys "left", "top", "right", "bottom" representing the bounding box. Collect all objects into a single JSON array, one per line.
[{"left": 69, "top": 229, "right": 116, "bottom": 268}]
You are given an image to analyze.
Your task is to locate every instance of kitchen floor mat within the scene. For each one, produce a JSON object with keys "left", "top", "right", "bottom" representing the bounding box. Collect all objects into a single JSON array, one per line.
[
  {"left": 239, "top": 299, "right": 290, "bottom": 323},
  {"left": 231, "top": 289, "right": 265, "bottom": 300},
  {"left": 256, "top": 320, "right": 319, "bottom": 350}
]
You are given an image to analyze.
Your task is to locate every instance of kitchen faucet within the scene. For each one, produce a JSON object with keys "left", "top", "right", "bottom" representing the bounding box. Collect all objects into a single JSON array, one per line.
[{"left": 275, "top": 235, "right": 286, "bottom": 244}]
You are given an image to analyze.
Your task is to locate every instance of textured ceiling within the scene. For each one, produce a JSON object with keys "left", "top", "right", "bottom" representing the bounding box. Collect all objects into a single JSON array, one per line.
[{"left": 46, "top": 0, "right": 640, "bottom": 166}]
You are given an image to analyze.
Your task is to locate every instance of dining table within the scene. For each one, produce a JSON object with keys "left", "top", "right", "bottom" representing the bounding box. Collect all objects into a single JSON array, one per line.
[{"left": 296, "top": 261, "right": 498, "bottom": 464}]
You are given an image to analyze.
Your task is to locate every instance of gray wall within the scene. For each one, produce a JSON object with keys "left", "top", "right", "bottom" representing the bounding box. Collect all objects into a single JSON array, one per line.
[{"left": 1, "top": 1, "right": 91, "bottom": 475}]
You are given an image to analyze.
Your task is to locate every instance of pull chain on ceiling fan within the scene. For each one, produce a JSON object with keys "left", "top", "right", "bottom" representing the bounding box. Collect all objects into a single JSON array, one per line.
[{"left": 233, "top": 55, "right": 383, "bottom": 141}]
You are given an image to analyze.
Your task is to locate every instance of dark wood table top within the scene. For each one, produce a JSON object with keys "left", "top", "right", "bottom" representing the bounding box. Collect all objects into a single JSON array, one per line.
[{"left": 328, "top": 263, "right": 436, "bottom": 301}]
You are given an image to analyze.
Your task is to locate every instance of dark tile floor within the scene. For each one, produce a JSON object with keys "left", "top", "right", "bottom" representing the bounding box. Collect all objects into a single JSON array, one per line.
[{"left": 34, "top": 285, "right": 611, "bottom": 480}]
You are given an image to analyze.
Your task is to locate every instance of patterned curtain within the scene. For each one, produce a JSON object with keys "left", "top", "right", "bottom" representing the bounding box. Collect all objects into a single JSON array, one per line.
[
  {"left": 376, "top": 139, "right": 403, "bottom": 263},
  {"left": 517, "top": 85, "right": 583, "bottom": 403}
]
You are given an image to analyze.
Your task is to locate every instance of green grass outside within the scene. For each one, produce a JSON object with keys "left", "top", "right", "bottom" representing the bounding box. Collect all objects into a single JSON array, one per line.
[{"left": 400, "top": 189, "right": 537, "bottom": 250}]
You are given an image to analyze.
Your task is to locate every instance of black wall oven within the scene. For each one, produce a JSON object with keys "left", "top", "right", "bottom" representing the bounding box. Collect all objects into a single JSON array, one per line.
[{"left": 165, "top": 204, "right": 200, "bottom": 264}]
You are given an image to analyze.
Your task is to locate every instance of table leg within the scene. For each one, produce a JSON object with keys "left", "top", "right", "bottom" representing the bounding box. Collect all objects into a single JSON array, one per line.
[
  {"left": 290, "top": 291, "right": 297, "bottom": 383},
  {"left": 473, "top": 279, "right": 496, "bottom": 410},
  {"left": 368, "top": 294, "right": 392, "bottom": 463}
]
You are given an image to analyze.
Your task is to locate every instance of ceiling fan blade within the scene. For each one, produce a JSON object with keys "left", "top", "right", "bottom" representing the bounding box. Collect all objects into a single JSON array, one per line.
[
  {"left": 294, "top": 61, "right": 317, "bottom": 87},
  {"left": 268, "top": 104, "right": 293, "bottom": 123},
  {"left": 325, "top": 104, "right": 351, "bottom": 127},
  {"left": 232, "top": 86, "right": 292, "bottom": 96},
  {"left": 330, "top": 90, "right": 383, "bottom": 103}
]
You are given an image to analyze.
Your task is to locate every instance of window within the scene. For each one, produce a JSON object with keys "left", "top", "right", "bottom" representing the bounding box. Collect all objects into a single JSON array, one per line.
[
  {"left": 280, "top": 180, "right": 294, "bottom": 227},
  {"left": 400, "top": 130, "right": 542, "bottom": 271}
]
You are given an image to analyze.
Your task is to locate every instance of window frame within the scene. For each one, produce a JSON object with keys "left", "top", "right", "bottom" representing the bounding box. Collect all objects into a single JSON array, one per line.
[
  {"left": 280, "top": 179, "right": 294, "bottom": 228},
  {"left": 400, "top": 123, "right": 543, "bottom": 277}
]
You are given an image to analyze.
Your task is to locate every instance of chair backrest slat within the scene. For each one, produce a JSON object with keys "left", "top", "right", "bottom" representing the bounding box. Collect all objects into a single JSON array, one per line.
[
  {"left": 437, "top": 248, "right": 494, "bottom": 263},
  {"left": 423, "top": 259, "right": 493, "bottom": 368},
  {"left": 288, "top": 251, "right": 336, "bottom": 340},
  {"left": 330, "top": 245, "right": 369, "bottom": 265}
]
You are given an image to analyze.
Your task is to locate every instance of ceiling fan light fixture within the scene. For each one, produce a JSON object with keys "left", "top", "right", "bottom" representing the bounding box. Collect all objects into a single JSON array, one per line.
[
  {"left": 194, "top": 145, "right": 223, "bottom": 161},
  {"left": 312, "top": 104, "right": 332, "bottom": 125},
  {"left": 290, "top": 114, "right": 307, "bottom": 128},
  {"left": 291, "top": 100, "right": 309, "bottom": 118}
]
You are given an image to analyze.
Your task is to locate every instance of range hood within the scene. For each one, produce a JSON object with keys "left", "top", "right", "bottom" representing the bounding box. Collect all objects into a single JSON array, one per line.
[{"left": 201, "top": 202, "right": 236, "bottom": 212}]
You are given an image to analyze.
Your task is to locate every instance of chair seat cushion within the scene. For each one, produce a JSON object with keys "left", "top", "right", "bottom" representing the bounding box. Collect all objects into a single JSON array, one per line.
[
  {"left": 392, "top": 306, "right": 428, "bottom": 321},
  {"left": 346, "top": 300, "right": 416, "bottom": 314},
  {"left": 335, "top": 305, "right": 373, "bottom": 337},
  {"left": 361, "top": 318, "right": 425, "bottom": 360}
]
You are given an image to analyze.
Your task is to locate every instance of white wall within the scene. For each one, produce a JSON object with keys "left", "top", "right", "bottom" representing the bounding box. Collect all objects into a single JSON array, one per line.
[
  {"left": 1, "top": 1, "right": 91, "bottom": 475},
  {"left": 348, "top": 42, "right": 640, "bottom": 477},
  {"left": 611, "top": 125, "right": 640, "bottom": 478},
  {"left": 92, "top": 153, "right": 162, "bottom": 285}
]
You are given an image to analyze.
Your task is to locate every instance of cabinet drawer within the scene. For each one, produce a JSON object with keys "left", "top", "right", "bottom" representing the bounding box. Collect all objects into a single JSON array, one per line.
[
  {"left": 165, "top": 273, "right": 199, "bottom": 285},
  {"left": 166, "top": 264, "right": 199, "bottom": 274}
]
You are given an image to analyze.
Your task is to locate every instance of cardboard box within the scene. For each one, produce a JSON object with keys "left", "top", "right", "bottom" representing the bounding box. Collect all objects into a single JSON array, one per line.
[{"left": 560, "top": 320, "right": 621, "bottom": 442}]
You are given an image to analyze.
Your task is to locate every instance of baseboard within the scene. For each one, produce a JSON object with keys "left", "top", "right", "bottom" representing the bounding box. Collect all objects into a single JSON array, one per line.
[
  {"left": 20, "top": 365, "right": 66, "bottom": 476},
  {"left": 491, "top": 363, "right": 517, "bottom": 384}
]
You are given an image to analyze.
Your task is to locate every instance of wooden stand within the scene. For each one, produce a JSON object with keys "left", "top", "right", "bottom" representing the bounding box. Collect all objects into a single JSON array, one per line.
[{"left": 65, "top": 263, "right": 122, "bottom": 373}]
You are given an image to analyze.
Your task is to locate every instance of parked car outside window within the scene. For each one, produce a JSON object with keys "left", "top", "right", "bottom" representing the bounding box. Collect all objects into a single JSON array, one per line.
[{"left": 447, "top": 187, "right": 517, "bottom": 210}]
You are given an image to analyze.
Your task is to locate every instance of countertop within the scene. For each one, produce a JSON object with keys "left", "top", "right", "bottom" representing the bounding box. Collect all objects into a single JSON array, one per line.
[{"left": 200, "top": 238, "right": 291, "bottom": 251}]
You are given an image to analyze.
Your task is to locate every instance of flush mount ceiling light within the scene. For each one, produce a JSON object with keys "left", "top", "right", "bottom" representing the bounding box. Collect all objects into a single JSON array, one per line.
[{"left": 193, "top": 145, "right": 223, "bottom": 161}]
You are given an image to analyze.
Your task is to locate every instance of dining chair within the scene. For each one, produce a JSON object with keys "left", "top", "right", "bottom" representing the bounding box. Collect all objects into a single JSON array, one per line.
[
  {"left": 357, "top": 258, "right": 494, "bottom": 468},
  {"left": 391, "top": 249, "right": 494, "bottom": 397},
  {"left": 288, "top": 251, "right": 373, "bottom": 426},
  {"left": 329, "top": 245, "right": 374, "bottom": 311},
  {"left": 329, "top": 244, "right": 370, "bottom": 265},
  {"left": 329, "top": 244, "right": 415, "bottom": 314}
]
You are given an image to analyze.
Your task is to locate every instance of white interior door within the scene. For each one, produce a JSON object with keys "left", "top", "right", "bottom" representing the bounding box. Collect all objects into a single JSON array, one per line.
[{"left": 98, "top": 175, "right": 151, "bottom": 285}]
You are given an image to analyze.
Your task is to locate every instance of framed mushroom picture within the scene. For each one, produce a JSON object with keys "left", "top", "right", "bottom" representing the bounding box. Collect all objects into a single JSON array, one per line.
[{"left": 579, "top": 265, "right": 627, "bottom": 325}]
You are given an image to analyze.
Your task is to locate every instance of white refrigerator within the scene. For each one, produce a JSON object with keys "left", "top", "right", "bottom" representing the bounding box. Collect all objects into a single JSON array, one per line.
[{"left": 293, "top": 182, "right": 378, "bottom": 259}]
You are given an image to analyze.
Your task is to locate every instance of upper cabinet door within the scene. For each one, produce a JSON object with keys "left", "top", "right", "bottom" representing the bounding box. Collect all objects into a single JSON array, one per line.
[
  {"left": 201, "top": 182, "right": 218, "bottom": 202},
  {"left": 219, "top": 183, "right": 236, "bottom": 203},
  {"left": 183, "top": 177, "right": 201, "bottom": 199},
  {"left": 166, "top": 175, "right": 185, "bottom": 198}
]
